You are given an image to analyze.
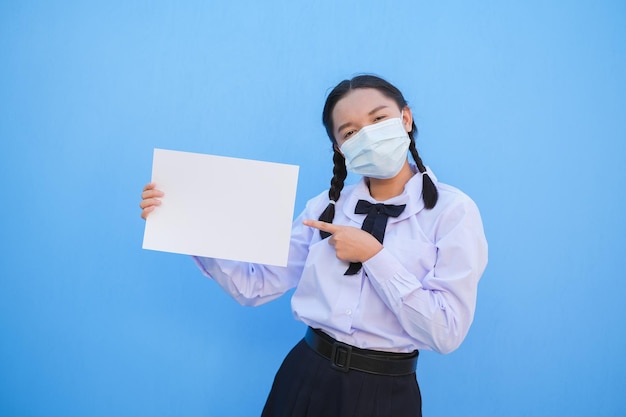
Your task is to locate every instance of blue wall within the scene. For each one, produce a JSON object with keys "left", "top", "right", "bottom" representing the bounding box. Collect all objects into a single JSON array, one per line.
[{"left": 1, "top": 1, "right": 624, "bottom": 416}]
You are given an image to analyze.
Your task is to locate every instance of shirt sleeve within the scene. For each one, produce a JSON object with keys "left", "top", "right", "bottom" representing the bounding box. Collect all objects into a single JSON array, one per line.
[
  {"left": 192, "top": 205, "right": 315, "bottom": 307},
  {"left": 363, "top": 196, "right": 488, "bottom": 354}
]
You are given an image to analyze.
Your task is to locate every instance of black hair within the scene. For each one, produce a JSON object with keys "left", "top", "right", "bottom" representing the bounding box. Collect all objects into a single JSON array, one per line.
[{"left": 317, "top": 74, "right": 438, "bottom": 238}]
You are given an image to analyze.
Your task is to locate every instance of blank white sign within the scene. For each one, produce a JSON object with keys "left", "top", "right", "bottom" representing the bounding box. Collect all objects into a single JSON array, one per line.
[{"left": 142, "top": 148, "right": 299, "bottom": 266}]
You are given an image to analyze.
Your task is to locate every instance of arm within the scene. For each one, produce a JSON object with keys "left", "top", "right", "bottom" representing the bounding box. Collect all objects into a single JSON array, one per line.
[
  {"left": 193, "top": 207, "right": 315, "bottom": 306},
  {"left": 363, "top": 197, "right": 488, "bottom": 353},
  {"left": 139, "top": 181, "right": 315, "bottom": 307},
  {"left": 304, "top": 196, "right": 487, "bottom": 353}
]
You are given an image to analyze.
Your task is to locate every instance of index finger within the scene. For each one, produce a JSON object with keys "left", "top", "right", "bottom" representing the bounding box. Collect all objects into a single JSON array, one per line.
[{"left": 303, "top": 219, "right": 340, "bottom": 234}]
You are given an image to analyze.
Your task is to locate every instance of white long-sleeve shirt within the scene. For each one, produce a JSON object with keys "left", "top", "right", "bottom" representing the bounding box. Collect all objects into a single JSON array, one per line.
[{"left": 194, "top": 169, "right": 488, "bottom": 354}]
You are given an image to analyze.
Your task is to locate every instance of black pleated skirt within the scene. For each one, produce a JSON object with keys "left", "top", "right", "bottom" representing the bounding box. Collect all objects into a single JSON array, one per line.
[{"left": 261, "top": 339, "right": 422, "bottom": 417}]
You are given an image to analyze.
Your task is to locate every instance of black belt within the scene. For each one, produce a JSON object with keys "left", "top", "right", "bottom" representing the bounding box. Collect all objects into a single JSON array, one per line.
[{"left": 304, "top": 327, "right": 418, "bottom": 376}]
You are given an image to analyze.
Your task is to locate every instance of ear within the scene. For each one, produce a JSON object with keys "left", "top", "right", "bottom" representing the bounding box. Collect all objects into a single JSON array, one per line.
[
  {"left": 401, "top": 106, "right": 413, "bottom": 133},
  {"left": 333, "top": 144, "right": 344, "bottom": 157}
]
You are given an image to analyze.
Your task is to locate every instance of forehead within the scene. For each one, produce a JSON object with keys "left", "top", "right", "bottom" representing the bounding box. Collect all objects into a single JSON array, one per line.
[{"left": 332, "top": 88, "right": 398, "bottom": 124}]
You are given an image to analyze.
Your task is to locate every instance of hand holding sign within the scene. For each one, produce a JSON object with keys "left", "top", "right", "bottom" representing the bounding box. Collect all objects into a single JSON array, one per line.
[{"left": 139, "top": 182, "right": 164, "bottom": 219}]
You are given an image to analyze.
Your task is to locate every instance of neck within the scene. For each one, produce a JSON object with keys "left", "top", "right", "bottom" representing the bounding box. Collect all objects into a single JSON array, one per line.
[{"left": 367, "top": 162, "right": 415, "bottom": 201}]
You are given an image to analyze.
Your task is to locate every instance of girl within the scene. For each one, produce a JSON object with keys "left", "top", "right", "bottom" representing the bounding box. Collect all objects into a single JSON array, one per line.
[{"left": 140, "top": 75, "right": 488, "bottom": 417}]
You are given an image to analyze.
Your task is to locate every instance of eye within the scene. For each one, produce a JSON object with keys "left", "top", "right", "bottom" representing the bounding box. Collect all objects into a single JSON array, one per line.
[
  {"left": 343, "top": 129, "right": 357, "bottom": 140},
  {"left": 373, "top": 115, "right": 387, "bottom": 122}
]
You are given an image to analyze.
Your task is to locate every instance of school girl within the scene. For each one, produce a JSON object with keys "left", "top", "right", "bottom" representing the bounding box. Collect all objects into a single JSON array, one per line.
[{"left": 140, "top": 75, "right": 488, "bottom": 417}]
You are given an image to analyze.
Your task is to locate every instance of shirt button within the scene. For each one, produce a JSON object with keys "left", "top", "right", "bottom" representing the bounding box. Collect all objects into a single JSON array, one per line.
[{"left": 346, "top": 309, "right": 352, "bottom": 315}]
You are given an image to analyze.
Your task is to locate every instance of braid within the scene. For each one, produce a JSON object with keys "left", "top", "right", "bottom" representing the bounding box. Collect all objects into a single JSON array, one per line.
[
  {"left": 317, "top": 149, "right": 347, "bottom": 239},
  {"left": 409, "top": 140, "right": 438, "bottom": 209}
]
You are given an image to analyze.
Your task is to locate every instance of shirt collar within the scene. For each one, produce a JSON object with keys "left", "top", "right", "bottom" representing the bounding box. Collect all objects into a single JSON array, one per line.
[{"left": 342, "top": 166, "right": 437, "bottom": 224}]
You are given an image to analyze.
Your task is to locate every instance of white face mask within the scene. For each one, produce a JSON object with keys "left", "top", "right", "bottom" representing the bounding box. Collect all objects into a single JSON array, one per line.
[{"left": 339, "top": 116, "right": 410, "bottom": 179}]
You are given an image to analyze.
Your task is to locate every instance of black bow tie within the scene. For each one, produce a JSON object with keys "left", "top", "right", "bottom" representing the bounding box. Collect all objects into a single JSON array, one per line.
[{"left": 344, "top": 199, "right": 406, "bottom": 275}]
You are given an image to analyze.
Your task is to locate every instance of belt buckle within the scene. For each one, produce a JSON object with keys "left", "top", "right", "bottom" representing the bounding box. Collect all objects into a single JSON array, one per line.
[{"left": 330, "top": 341, "right": 352, "bottom": 372}]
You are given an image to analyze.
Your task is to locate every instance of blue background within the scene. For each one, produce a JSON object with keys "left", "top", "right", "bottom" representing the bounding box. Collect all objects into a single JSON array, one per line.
[{"left": 1, "top": 1, "right": 625, "bottom": 416}]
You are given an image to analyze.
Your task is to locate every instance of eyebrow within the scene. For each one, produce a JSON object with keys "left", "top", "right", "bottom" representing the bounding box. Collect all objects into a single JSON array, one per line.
[{"left": 335, "top": 105, "right": 390, "bottom": 135}]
